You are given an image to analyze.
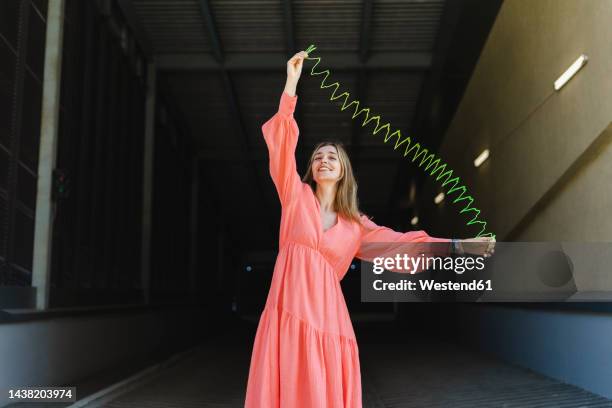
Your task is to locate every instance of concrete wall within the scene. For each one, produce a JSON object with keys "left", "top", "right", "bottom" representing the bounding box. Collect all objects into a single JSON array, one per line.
[
  {"left": 0, "top": 307, "right": 209, "bottom": 407},
  {"left": 456, "top": 305, "right": 612, "bottom": 400},
  {"left": 423, "top": 0, "right": 612, "bottom": 240},
  {"left": 420, "top": 0, "right": 612, "bottom": 400}
]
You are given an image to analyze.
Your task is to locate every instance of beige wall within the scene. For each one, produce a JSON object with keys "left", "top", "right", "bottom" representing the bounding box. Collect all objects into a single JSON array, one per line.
[
  {"left": 422, "top": 0, "right": 612, "bottom": 242},
  {"left": 411, "top": 2, "right": 612, "bottom": 397}
]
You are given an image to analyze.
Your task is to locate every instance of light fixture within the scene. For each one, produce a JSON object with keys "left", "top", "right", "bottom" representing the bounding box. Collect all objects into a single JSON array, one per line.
[
  {"left": 554, "top": 54, "right": 588, "bottom": 91},
  {"left": 434, "top": 192, "right": 445, "bottom": 204},
  {"left": 409, "top": 181, "right": 416, "bottom": 203},
  {"left": 474, "top": 149, "right": 490, "bottom": 167},
  {"left": 410, "top": 216, "right": 419, "bottom": 226}
]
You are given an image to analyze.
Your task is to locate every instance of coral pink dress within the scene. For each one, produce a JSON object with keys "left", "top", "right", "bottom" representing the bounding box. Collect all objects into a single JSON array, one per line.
[{"left": 244, "top": 91, "right": 451, "bottom": 408}]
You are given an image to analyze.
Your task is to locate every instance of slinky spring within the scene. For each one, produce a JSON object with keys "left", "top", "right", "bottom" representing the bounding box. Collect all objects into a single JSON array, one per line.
[{"left": 303, "top": 44, "right": 495, "bottom": 238}]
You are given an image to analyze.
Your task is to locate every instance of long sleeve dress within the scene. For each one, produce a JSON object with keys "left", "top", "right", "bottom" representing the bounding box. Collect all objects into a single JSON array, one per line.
[{"left": 244, "top": 91, "right": 451, "bottom": 408}]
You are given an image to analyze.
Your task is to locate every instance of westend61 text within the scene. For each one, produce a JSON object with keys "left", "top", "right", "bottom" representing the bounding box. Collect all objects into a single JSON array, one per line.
[{"left": 373, "top": 279, "right": 493, "bottom": 291}]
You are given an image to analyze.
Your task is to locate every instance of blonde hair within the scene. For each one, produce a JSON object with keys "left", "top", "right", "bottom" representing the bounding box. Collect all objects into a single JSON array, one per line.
[{"left": 301, "top": 141, "right": 365, "bottom": 224}]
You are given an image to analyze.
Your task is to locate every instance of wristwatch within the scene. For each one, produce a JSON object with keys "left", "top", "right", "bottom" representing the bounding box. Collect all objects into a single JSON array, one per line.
[{"left": 451, "top": 239, "right": 463, "bottom": 255}]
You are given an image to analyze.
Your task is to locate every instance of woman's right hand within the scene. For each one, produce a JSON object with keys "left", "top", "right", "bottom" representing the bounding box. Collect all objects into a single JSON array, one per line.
[
  {"left": 286, "top": 51, "right": 308, "bottom": 82},
  {"left": 458, "top": 237, "right": 496, "bottom": 258}
]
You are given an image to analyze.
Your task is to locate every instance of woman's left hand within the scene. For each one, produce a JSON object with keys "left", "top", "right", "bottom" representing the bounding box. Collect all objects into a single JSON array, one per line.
[{"left": 458, "top": 237, "right": 496, "bottom": 258}]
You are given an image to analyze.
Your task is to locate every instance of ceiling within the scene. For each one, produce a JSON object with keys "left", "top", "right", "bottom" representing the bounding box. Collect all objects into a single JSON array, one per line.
[{"left": 118, "top": 0, "right": 502, "bottom": 253}]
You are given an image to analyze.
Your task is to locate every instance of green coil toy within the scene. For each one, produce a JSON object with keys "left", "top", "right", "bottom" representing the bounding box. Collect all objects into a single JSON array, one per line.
[{"left": 303, "top": 44, "right": 495, "bottom": 238}]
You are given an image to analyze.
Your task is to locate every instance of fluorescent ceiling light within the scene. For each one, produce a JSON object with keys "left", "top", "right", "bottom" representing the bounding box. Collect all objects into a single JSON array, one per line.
[
  {"left": 474, "top": 149, "right": 490, "bottom": 167},
  {"left": 434, "top": 192, "right": 445, "bottom": 204},
  {"left": 409, "top": 181, "right": 416, "bottom": 203},
  {"left": 410, "top": 216, "right": 419, "bottom": 226},
  {"left": 554, "top": 54, "right": 588, "bottom": 91}
]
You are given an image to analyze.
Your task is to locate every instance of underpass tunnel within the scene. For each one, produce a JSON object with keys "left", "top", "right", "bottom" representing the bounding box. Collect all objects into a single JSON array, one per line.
[{"left": 1, "top": 0, "right": 612, "bottom": 407}]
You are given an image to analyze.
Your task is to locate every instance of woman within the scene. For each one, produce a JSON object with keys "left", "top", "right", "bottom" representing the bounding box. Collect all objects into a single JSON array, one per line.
[{"left": 244, "top": 50, "right": 495, "bottom": 407}]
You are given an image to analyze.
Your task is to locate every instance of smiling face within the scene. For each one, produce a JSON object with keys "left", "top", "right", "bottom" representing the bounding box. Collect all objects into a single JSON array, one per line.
[
  {"left": 311, "top": 144, "right": 343, "bottom": 184},
  {"left": 301, "top": 141, "right": 362, "bottom": 223}
]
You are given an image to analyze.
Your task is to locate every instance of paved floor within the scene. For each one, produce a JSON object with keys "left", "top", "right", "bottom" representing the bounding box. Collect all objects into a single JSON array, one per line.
[{"left": 98, "top": 320, "right": 612, "bottom": 408}]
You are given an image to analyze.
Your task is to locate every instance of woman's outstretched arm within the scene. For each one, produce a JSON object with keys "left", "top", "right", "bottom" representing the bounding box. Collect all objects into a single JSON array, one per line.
[
  {"left": 355, "top": 215, "right": 452, "bottom": 274},
  {"left": 355, "top": 215, "right": 495, "bottom": 274}
]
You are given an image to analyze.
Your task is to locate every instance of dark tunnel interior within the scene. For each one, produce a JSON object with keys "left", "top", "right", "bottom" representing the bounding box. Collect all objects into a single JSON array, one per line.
[{"left": 1, "top": 0, "right": 612, "bottom": 407}]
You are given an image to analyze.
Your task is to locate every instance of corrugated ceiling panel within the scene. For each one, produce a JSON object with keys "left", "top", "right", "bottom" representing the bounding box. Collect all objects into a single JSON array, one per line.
[
  {"left": 371, "top": 0, "right": 445, "bottom": 52},
  {"left": 210, "top": 0, "right": 285, "bottom": 53},
  {"left": 132, "top": 0, "right": 211, "bottom": 54},
  {"left": 294, "top": 0, "right": 362, "bottom": 52}
]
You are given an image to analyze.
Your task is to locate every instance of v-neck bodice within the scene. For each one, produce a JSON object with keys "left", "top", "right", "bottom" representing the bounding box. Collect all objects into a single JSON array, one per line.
[
  {"left": 313, "top": 189, "right": 340, "bottom": 234},
  {"left": 279, "top": 182, "right": 360, "bottom": 279}
]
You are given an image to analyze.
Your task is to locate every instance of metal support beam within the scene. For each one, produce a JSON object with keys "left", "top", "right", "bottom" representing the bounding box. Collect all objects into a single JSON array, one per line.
[
  {"left": 411, "top": 0, "right": 463, "bottom": 135},
  {"left": 157, "top": 52, "right": 432, "bottom": 71},
  {"left": 386, "top": 0, "right": 463, "bottom": 221},
  {"left": 220, "top": 71, "right": 274, "bottom": 226},
  {"left": 140, "top": 62, "right": 156, "bottom": 305},
  {"left": 197, "top": 147, "right": 401, "bottom": 162},
  {"left": 350, "top": 0, "right": 372, "bottom": 162},
  {"left": 197, "top": 0, "right": 223, "bottom": 63},
  {"left": 32, "top": 0, "right": 65, "bottom": 310},
  {"left": 156, "top": 76, "right": 240, "bottom": 288},
  {"left": 116, "top": 0, "right": 153, "bottom": 58},
  {"left": 197, "top": 2, "right": 274, "bottom": 226}
]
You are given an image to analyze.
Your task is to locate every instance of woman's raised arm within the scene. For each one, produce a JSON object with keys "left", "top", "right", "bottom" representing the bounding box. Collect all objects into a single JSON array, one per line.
[
  {"left": 260, "top": 51, "right": 310, "bottom": 207},
  {"left": 284, "top": 50, "right": 308, "bottom": 96}
]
